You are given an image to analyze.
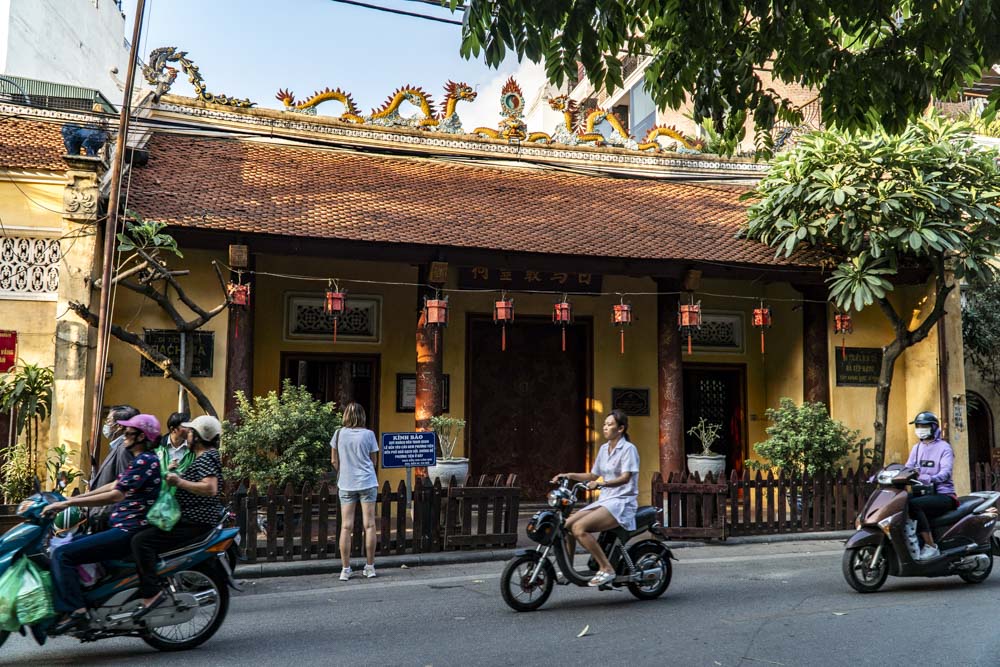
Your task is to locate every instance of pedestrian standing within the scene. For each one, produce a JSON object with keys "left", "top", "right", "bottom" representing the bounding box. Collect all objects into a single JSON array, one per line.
[{"left": 331, "top": 402, "right": 379, "bottom": 581}]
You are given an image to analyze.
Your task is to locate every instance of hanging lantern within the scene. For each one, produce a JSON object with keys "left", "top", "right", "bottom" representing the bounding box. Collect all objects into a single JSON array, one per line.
[
  {"left": 613, "top": 300, "right": 633, "bottom": 355},
  {"left": 226, "top": 280, "right": 251, "bottom": 339},
  {"left": 493, "top": 293, "right": 514, "bottom": 352},
  {"left": 324, "top": 282, "right": 347, "bottom": 343},
  {"left": 752, "top": 302, "right": 773, "bottom": 354},
  {"left": 424, "top": 295, "right": 449, "bottom": 353},
  {"left": 677, "top": 298, "right": 702, "bottom": 355},
  {"left": 834, "top": 311, "right": 853, "bottom": 360},
  {"left": 552, "top": 295, "right": 573, "bottom": 352}
]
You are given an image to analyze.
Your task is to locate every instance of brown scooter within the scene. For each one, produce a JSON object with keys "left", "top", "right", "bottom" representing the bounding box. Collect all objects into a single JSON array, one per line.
[{"left": 843, "top": 463, "right": 1000, "bottom": 593}]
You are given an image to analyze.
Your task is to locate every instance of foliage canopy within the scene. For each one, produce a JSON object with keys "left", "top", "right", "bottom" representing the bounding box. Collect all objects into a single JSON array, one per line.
[{"left": 457, "top": 1, "right": 1000, "bottom": 153}]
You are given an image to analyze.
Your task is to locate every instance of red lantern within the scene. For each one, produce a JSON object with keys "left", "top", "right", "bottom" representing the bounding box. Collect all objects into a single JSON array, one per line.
[
  {"left": 752, "top": 303, "right": 772, "bottom": 354},
  {"left": 613, "top": 301, "right": 633, "bottom": 354},
  {"left": 424, "top": 296, "right": 449, "bottom": 353},
  {"left": 493, "top": 294, "right": 514, "bottom": 352},
  {"left": 677, "top": 299, "right": 702, "bottom": 355},
  {"left": 834, "top": 311, "right": 853, "bottom": 360},
  {"left": 553, "top": 296, "right": 572, "bottom": 352},
  {"left": 325, "top": 284, "right": 347, "bottom": 343},
  {"left": 226, "top": 281, "right": 251, "bottom": 339}
]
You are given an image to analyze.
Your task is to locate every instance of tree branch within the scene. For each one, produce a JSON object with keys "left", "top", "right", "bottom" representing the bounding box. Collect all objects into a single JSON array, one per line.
[
  {"left": 876, "top": 296, "right": 906, "bottom": 337},
  {"left": 119, "top": 278, "right": 187, "bottom": 329},
  {"left": 908, "top": 260, "right": 955, "bottom": 346},
  {"left": 67, "top": 301, "right": 218, "bottom": 417}
]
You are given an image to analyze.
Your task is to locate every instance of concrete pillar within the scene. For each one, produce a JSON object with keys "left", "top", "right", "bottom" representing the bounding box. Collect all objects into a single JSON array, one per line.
[
  {"left": 656, "top": 278, "right": 685, "bottom": 477},
  {"left": 51, "top": 155, "right": 104, "bottom": 480}
]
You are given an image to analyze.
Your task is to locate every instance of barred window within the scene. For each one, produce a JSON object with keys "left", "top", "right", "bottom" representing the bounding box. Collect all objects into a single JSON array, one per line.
[{"left": 0, "top": 236, "right": 60, "bottom": 300}]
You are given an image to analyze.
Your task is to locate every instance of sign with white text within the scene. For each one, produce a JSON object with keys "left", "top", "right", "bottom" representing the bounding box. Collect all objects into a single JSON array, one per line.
[{"left": 381, "top": 432, "right": 438, "bottom": 468}]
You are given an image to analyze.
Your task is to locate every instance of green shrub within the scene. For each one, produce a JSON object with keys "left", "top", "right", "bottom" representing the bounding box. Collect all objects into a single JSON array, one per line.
[
  {"left": 748, "top": 398, "right": 871, "bottom": 476},
  {"left": 222, "top": 380, "right": 341, "bottom": 490},
  {"left": 0, "top": 441, "right": 34, "bottom": 504}
]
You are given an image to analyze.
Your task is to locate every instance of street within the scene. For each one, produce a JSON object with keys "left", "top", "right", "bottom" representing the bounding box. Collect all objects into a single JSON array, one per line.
[{"left": 3, "top": 538, "right": 1000, "bottom": 666}]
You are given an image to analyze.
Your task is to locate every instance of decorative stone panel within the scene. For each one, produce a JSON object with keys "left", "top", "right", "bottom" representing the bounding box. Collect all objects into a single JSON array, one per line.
[{"left": 0, "top": 236, "right": 60, "bottom": 300}]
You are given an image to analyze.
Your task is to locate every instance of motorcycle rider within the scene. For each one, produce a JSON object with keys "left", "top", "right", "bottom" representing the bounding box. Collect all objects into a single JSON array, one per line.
[
  {"left": 89, "top": 405, "right": 139, "bottom": 531},
  {"left": 44, "top": 414, "right": 162, "bottom": 634},
  {"left": 550, "top": 409, "right": 640, "bottom": 587},
  {"left": 906, "top": 411, "right": 957, "bottom": 560}
]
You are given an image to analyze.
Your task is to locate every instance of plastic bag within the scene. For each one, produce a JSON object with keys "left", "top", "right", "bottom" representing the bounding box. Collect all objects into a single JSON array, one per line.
[
  {"left": 16, "top": 560, "right": 55, "bottom": 626},
  {"left": 148, "top": 487, "right": 181, "bottom": 531},
  {"left": 0, "top": 558, "right": 27, "bottom": 631}
]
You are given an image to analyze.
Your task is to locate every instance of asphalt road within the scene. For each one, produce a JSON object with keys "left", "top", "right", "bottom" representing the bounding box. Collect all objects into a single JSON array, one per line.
[{"left": 3, "top": 538, "right": 1000, "bottom": 666}]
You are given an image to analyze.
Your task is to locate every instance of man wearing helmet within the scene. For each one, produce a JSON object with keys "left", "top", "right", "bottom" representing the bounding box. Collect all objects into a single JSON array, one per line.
[{"left": 905, "top": 411, "right": 957, "bottom": 560}]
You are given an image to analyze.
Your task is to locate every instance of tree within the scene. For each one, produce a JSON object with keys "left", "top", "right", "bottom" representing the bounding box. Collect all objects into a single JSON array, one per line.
[
  {"left": 744, "top": 116, "right": 1000, "bottom": 467},
  {"left": 962, "top": 281, "right": 1000, "bottom": 394},
  {"left": 67, "top": 213, "right": 230, "bottom": 416},
  {"left": 457, "top": 1, "right": 1000, "bottom": 152}
]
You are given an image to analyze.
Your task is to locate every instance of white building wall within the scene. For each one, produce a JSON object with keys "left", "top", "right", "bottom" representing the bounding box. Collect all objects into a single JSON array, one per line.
[{"left": 2, "top": 0, "right": 127, "bottom": 102}]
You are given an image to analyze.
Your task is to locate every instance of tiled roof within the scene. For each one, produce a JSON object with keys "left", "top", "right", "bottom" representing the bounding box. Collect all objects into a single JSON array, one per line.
[
  {"left": 0, "top": 118, "right": 66, "bottom": 171},
  {"left": 129, "top": 133, "right": 803, "bottom": 267}
]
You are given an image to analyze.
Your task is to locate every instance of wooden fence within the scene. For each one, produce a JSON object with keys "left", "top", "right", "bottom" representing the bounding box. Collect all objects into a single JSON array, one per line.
[
  {"left": 972, "top": 463, "right": 1000, "bottom": 492},
  {"left": 231, "top": 474, "right": 519, "bottom": 563},
  {"left": 652, "top": 467, "right": 876, "bottom": 539}
]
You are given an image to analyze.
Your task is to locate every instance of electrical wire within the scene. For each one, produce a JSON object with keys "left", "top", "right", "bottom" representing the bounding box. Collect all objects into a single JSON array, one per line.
[{"left": 326, "top": 0, "right": 463, "bottom": 25}]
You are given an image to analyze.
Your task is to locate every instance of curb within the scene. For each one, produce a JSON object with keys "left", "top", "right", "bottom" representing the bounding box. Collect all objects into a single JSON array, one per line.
[{"left": 237, "top": 530, "right": 853, "bottom": 580}]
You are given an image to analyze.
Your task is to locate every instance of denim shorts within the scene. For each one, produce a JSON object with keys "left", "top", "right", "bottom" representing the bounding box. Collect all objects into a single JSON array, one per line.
[{"left": 339, "top": 486, "right": 378, "bottom": 504}]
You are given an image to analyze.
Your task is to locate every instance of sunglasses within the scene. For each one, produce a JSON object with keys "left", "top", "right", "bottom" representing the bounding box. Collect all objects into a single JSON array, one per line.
[{"left": 123, "top": 429, "right": 143, "bottom": 438}]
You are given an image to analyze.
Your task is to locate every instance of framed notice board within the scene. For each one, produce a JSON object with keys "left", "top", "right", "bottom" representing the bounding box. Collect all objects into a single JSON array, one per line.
[{"left": 835, "top": 347, "right": 882, "bottom": 387}]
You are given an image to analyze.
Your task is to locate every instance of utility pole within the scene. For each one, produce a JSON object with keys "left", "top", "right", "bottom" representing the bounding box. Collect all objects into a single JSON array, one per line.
[{"left": 87, "top": 0, "right": 146, "bottom": 474}]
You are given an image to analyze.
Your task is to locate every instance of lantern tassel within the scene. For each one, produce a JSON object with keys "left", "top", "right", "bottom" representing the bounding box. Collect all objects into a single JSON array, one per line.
[
  {"left": 842, "top": 337, "right": 846, "bottom": 361},
  {"left": 333, "top": 317, "right": 338, "bottom": 344},
  {"left": 620, "top": 328, "right": 625, "bottom": 355},
  {"left": 434, "top": 329, "right": 439, "bottom": 354},
  {"left": 501, "top": 325, "right": 507, "bottom": 352},
  {"left": 562, "top": 326, "right": 566, "bottom": 352},
  {"left": 761, "top": 330, "right": 765, "bottom": 355},
  {"left": 687, "top": 333, "right": 692, "bottom": 355}
]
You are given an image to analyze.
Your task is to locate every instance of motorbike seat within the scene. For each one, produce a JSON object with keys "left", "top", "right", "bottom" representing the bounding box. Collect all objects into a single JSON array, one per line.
[
  {"left": 605, "top": 506, "right": 659, "bottom": 543},
  {"left": 929, "top": 496, "right": 982, "bottom": 528},
  {"left": 101, "top": 529, "right": 220, "bottom": 569}
]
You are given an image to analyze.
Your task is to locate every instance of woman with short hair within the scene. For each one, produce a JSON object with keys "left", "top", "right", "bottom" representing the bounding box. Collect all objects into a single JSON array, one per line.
[{"left": 331, "top": 402, "right": 380, "bottom": 581}]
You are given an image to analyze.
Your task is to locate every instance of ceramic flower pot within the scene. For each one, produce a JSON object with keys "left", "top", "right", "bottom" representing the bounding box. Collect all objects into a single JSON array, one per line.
[
  {"left": 686, "top": 454, "right": 726, "bottom": 481},
  {"left": 427, "top": 458, "right": 470, "bottom": 487}
]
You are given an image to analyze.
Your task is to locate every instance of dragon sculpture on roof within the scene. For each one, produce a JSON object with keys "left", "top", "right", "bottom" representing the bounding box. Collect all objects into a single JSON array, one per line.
[
  {"left": 436, "top": 81, "right": 478, "bottom": 133},
  {"left": 274, "top": 87, "right": 363, "bottom": 122},
  {"left": 368, "top": 85, "right": 438, "bottom": 128},
  {"left": 638, "top": 125, "right": 704, "bottom": 152},
  {"left": 143, "top": 47, "right": 254, "bottom": 108}
]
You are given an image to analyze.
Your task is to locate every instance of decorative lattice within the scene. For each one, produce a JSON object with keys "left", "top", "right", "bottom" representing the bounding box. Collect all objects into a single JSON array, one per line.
[
  {"left": 691, "top": 312, "right": 743, "bottom": 352},
  {"left": 287, "top": 295, "right": 380, "bottom": 342},
  {"left": 0, "top": 237, "right": 60, "bottom": 299}
]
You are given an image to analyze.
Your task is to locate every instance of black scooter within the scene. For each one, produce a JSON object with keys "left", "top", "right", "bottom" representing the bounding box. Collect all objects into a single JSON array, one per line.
[{"left": 499, "top": 478, "right": 674, "bottom": 611}]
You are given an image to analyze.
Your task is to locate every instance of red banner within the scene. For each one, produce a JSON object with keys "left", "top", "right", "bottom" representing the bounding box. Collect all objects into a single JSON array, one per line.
[{"left": 0, "top": 331, "right": 16, "bottom": 373}]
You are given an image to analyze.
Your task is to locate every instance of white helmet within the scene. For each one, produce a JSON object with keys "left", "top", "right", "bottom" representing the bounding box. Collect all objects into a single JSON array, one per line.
[{"left": 181, "top": 415, "right": 222, "bottom": 442}]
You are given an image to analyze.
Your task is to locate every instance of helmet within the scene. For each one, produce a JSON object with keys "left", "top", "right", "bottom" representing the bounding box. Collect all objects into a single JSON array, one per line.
[
  {"left": 526, "top": 510, "right": 559, "bottom": 546},
  {"left": 53, "top": 506, "right": 85, "bottom": 536},
  {"left": 909, "top": 411, "right": 940, "bottom": 427},
  {"left": 181, "top": 415, "right": 222, "bottom": 442}
]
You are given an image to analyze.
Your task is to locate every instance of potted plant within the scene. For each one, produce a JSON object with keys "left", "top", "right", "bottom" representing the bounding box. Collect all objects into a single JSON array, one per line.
[
  {"left": 427, "top": 416, "right": 469, "bottom": 487},
  {"left": 686, "top": 418, "right": 725, "bottom": 480}
]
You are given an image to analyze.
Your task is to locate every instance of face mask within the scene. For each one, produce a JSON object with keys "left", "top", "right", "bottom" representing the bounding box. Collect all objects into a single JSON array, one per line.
[
  {"left": 915, "top": 427, "right": 933, "bottom": 440},
  {"left": 102, "top": 424, "right": 113, "bottom": 439}
]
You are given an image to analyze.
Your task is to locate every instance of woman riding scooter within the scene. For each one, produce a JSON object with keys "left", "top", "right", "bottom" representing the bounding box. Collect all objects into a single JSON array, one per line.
[
  {"left": 549, "top": 409, "right": 640, "bottom": 587},
  {"left": 44, "top": 414, "right": 163, "bottom": 634},
  {"left": 906, "top": 411, "right": 958, "bottom": 560}
]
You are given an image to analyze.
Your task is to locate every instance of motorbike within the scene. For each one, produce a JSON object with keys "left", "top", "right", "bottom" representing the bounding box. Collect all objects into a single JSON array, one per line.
[
  {"left": 843, "top": 463, "right": 1000, "bottom": 593},
  {"left": 500, "top": 478, "right": 674, "bottom": 611},
  {"left": 0, "top": 491, "right": 240, "bottom": 651}
]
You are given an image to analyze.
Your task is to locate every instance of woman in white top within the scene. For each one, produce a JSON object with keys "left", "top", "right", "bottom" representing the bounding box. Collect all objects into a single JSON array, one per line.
[
  {"left": 550, "top": 409, "right": 640, "bottom": 587},
  {"left": 330, "top": 402, "right": 380, "bottom": 581}
]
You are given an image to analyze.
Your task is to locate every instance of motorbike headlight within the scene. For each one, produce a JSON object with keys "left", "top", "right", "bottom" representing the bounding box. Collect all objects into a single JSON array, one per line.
[
  {"left": 547, "top": 491, "right": 559, "bottom": 508},
  {"left": 877, "top": 470, "right": 899, "bottom": 485}
]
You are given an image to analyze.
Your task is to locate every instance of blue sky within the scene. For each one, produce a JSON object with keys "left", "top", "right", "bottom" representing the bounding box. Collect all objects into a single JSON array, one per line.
[{"left": 131, "top": 0, "right": 551, "bottom": 131}]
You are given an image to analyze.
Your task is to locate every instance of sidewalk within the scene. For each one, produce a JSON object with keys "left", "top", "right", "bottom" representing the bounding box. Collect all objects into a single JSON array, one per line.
[{"left": 236, "top": 529, "right": 854, "bottom": 579}]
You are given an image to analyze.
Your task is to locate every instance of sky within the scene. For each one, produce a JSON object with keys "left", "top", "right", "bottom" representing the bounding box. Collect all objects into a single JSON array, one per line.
[{"left": 129, "top": 0, "right": 557, "bottom": 132}]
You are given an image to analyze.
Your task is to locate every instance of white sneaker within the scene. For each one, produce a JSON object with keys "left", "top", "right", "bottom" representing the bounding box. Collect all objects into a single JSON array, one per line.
[
  {"left": 363, "top": 564, "right": 376, "bottom": 579},
  {"left": 339, "top": 567, "right": 353, "bottom": 581},
  {"left": 918, "top": 544, "right": 940, "bottom": 561}
]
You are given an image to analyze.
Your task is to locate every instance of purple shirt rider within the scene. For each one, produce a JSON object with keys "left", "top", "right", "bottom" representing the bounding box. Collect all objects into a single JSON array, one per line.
[{"left": 905, "top": 430, "right": 955, "bottom": 496}]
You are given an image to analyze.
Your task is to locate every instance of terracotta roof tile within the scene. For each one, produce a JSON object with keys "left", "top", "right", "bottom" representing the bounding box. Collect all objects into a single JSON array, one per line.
[
  {"left": 129, "top": 133, "right": 801, "bottom": 267},
  {"left": 0, "top": 118, "right": 66, "bottom": 171}
]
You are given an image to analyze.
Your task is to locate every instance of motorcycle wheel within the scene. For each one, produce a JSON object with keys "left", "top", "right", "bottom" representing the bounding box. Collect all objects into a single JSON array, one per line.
[
  {"left": 141, "top": 562, "right": 229, "bottom": 652},
  {"left": 960, "top": 555, "right": 994, "bottom": 584},
  {"left": 500, "top": 554, "right": 555, "bottom": 612},
  {"left": 842, "top": 546, "right": 889, "bottom": 593},
  {"left": 627, "top": 544, "right": 672, "bottom": 600}
]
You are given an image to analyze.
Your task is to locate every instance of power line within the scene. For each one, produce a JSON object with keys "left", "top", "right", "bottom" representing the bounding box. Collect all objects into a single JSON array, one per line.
[{"left": 327, "top": 0, "right": 463, "bottom": 25}]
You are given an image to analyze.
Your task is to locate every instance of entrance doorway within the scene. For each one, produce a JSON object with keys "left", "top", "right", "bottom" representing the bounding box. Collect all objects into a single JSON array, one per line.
[
  {"left": 967, "top": 391, "right": 995, "bottom": 475},
  {"left": 467, "top": 316, "right": 590, "bottom": 499},
  {"left": 280, "top": 354, "right": 380, "bottom": 432},
  {"left": 682, "top": 364, "right": 748, "bottom": 475}
]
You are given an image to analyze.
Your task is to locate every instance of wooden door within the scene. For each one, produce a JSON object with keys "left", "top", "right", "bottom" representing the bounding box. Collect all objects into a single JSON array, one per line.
[
  {"left": 281, "top": 354, "right": 380, "bottom": 433},
  {"left": 683, "top": 365, "right": 747, "bottom": 474},
  {"left": 468, "top": 317, "right": 589, "bottom": 499}
]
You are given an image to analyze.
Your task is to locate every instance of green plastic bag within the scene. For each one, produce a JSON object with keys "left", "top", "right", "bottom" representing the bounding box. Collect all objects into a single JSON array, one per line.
[
  {"left": 0, "top": 558, "right": 27, "bottom": 631},
  {"left": 16, "top": 560, "right": 55, "bottom": 626},
  {"left": 148, "top": 487, "right": 181, "bottom": 531}
]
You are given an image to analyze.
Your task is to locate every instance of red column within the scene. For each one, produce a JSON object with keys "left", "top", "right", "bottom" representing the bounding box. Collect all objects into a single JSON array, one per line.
[
  {"left": 800, "top": 285, "right": 830, "bottom": 407},
  {"left": 657, "top": 278, "right": 685, "bottom": 477},
  {"left": 224, "top": 250, "right": 254, "bottom": 423},
  {"left": 414, "top": 265, "right": 442, "bottom": 477}
]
